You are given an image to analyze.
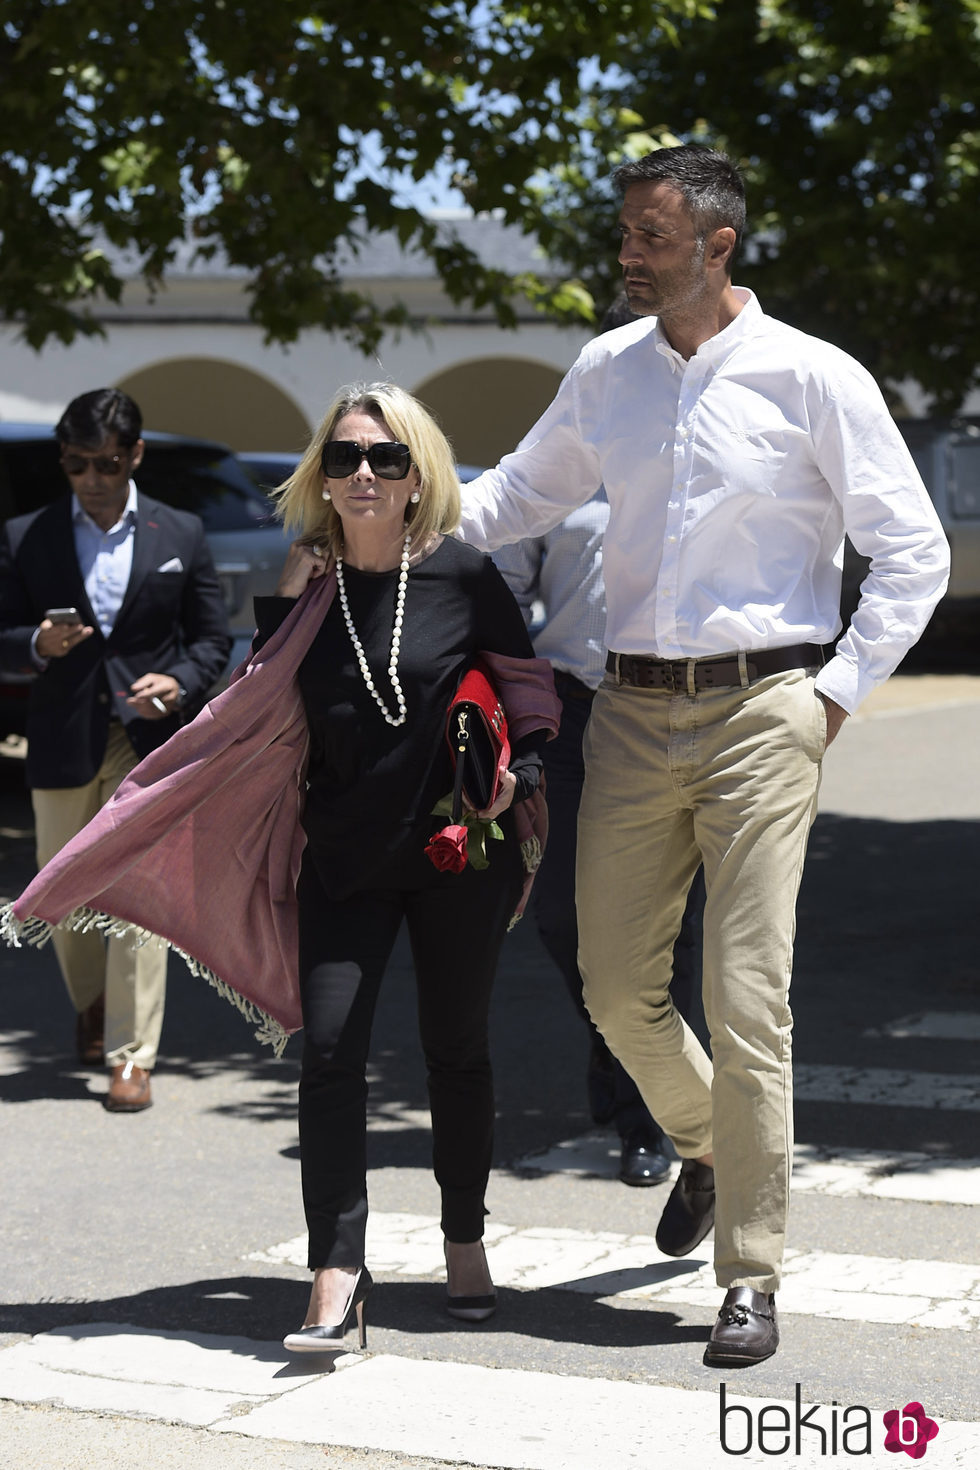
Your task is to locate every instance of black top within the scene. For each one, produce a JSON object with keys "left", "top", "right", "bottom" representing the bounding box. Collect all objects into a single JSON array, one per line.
[{"left": 254, "top": 537, "right": 543, "bottom": 897}]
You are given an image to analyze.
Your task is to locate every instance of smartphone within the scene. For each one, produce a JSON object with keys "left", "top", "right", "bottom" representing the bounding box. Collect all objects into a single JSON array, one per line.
[{"left": 45, "top": 607, "right": 81, "bottom": 624}]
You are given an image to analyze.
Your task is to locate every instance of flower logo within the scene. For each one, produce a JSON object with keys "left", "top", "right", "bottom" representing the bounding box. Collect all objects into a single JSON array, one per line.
[{"left": 883, "top": 1402, "right": 939, "bottom": 1458}]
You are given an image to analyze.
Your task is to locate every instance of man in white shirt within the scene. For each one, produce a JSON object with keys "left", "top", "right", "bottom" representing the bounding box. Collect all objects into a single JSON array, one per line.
[{"left": 458, "top": 145, "right": 949, "bottom": 1364}]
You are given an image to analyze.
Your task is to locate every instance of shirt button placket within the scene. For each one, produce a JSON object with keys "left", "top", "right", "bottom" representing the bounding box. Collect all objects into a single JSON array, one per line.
[{"left": 661, "top": 378, "right": 698, "bottom": 655}]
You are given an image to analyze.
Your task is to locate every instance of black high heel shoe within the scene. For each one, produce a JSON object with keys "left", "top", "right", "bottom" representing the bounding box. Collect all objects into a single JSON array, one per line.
[
  {"left": 445, "top": 1241, "right": 496, "bottom": 1323},
  {"left": 282, "top": 1266, "right": 373, "bottom": 1352}
]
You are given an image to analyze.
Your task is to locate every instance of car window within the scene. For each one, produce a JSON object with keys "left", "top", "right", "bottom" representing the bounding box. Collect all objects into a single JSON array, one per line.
[
  {"left": 239, "top": 454, "right": 300, "bottom": 491},
  {"left": 0, "top": 440, "right": 60, "bottom": 522},
  {"left": 906, "top": 441, "right": 933, "bottom": 489},
  {"left": 136, "top": 445, "right": 275, "bottom": 531},
  {"left": 948, "top": 438, "right": 980, "bottom": 519}
]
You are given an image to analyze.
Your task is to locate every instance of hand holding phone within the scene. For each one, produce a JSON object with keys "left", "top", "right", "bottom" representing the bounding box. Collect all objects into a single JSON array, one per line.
[{"left": 38, "top": 608, "right": 92, "bottom": 660}]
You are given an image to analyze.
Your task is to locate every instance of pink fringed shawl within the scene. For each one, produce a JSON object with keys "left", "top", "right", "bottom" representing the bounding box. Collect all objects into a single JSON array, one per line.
[{"left": 1, "top": 573, "right": 560, "bottom": 1052}]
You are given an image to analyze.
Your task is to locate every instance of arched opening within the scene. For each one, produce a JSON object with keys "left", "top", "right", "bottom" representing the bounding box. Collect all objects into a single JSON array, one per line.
[
  {"left": 415, "top": 358, "right": 563, "bottom": 468},
  {"left": 116, "top": 359, "right": 310, "bottom": 452}
]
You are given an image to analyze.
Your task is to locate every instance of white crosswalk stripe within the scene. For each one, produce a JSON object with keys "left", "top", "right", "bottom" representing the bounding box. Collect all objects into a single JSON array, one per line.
[
  {"left": 863, "top": 1010, "right": 980, "bottom": 1041},
  {"left": 247, "top": 1206, "right": 980, "bottom": 1332},
  {"left": 514, "top": 1133, "right": 980, "bottom": 1204}
]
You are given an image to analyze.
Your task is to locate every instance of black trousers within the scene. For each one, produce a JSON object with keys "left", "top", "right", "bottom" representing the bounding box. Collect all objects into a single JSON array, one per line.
[{"left": 296, "top": 825, "right": 524, "bottom": 1270}]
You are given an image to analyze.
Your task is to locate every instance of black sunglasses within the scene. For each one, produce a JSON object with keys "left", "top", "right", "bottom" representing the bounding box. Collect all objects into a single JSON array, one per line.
[
  {"left": 321, "top": 440, "right": 413, "bottom": 481},
  {"left": 60, "top": 451, "right": 129, "bottom": 476}
]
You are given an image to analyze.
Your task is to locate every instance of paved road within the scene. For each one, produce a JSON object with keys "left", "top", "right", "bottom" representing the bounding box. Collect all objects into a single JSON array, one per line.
[{"left": 1, "top": 668, "right": 978, "bottom": 1468}]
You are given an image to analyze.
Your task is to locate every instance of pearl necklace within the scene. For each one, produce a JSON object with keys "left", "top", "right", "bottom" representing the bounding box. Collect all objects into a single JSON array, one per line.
[{"left": 335, "top": 531, "right": 411, "bottom": 727}]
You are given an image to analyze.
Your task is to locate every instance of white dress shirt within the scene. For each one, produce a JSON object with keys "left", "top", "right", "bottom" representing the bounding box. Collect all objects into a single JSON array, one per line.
[
  {"left": 72, "top": 482, "right": 139, "bottom": 637},
  {"left": 493, "top": 491, "right": 609, "bottom": 691},
  {"left": 458, "top": 290, "right": 950, "bottom": 713},
  {"left": 30, "top": 483, "right": 139, "bottom": 667}
]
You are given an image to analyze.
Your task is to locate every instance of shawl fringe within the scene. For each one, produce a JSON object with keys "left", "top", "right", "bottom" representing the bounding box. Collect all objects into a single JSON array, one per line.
[{"left": 0, "top": 900, "right": 289, "bottom": 1057}]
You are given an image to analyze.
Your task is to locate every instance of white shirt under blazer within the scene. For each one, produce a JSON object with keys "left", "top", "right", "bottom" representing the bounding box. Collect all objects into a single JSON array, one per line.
[{"left": 458, "top": 289, "right": 950, "bottom": 714}]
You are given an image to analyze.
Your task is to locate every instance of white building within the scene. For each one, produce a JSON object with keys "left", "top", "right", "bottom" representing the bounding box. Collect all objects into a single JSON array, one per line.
[{"left": 0, "top": 215, "right": 590, "bottom": 467}]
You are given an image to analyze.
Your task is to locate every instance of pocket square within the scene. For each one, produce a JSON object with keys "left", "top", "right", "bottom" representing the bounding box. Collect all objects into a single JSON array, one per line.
[{"left": 155, "top": 557, "right": 184, "bottom": 573}]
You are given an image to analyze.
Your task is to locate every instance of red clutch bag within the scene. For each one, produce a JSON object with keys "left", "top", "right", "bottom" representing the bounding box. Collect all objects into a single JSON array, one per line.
[{"left": 445, "top": 663, "right": 511, "bottom": 819}]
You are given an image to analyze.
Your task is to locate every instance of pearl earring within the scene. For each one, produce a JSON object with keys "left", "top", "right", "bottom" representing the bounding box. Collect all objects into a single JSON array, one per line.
[
  {"left": 322, "top": 489, "right": 331, "bottom": 501},
  {"left": 410, "top": 490, "right": 420, "bottom": 503}
]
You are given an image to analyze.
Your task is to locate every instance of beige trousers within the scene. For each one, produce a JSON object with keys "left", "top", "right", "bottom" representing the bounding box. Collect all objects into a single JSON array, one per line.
[
  {"left": 577, "top": 668, "right": 825, "bottom": 1294},
  {"left": 31, "top": 723, "right": 167, "bottom": 1070}
]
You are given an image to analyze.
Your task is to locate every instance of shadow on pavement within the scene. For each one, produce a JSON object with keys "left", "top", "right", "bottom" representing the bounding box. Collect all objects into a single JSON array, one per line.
[{"left": 0, "top": 1272, "right": 701, "bottom": 1353}]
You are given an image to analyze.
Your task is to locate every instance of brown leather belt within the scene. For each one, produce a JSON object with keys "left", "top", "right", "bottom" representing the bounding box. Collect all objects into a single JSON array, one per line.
[{"left": 606, "top": 644, "right": 824, "bottom": 693}]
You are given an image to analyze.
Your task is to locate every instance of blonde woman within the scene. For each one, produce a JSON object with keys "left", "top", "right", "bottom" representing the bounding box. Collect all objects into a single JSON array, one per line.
[{"left": 266, "top": 384, "right": 555, "bottom": 1351}]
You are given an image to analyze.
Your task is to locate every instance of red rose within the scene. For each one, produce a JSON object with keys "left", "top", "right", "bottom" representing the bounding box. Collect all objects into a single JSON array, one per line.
[{"left": 424, "top": 824, "right": 469, "bottom": 874}]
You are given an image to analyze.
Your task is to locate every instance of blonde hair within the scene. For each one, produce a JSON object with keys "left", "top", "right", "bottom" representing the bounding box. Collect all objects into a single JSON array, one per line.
[{"left": 273, "top": 382, "right": 462, "bottom": 557}]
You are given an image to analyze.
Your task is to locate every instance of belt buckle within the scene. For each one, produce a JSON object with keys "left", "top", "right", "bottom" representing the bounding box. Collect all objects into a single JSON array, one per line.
[{"left": 660, "top": 660, "right": 677, "bottom": 692}]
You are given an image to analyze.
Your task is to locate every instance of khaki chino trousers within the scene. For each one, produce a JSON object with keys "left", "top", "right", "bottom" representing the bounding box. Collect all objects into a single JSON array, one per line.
[
  {"left": 32, "top": 722, "right": 167, "bottom": 1071},
  {"left": 577, "top": 668, "right": 825, "bottom": 1293}
]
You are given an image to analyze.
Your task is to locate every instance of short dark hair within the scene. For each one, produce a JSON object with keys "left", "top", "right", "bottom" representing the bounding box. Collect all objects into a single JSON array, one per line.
[
  {"left": 613, "top": 145, "right": 746, "bottom": 272},
  {"left": 55, "top": 388, "right": 143, "bottom": 449}
]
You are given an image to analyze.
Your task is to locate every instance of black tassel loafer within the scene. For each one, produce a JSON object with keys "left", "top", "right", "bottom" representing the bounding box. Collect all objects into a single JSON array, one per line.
[{"left": 704, "top": 1286, "right": 779, "bottom": 1365}]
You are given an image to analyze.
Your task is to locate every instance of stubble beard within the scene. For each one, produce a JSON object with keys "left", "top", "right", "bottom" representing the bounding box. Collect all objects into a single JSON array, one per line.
[{"left": 624, "top": 241, "right": 709, "bottom": 322}]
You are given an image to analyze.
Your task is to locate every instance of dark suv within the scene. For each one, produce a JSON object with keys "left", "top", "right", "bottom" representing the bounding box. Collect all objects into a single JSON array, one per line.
[{"left": 0, "top": 425, "right": 291, "bottom": 736}]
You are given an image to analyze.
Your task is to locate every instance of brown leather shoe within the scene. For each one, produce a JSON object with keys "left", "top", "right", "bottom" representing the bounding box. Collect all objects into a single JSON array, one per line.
[
  {"left": 104, "top": 1060, "right": 153, "bottom": 1112},
  {"left": 75, "top": 994, "right": 105, "bottom": 1066},
  {"left": 704, "top": 1287, "right": 779, "bottom": 1365}
]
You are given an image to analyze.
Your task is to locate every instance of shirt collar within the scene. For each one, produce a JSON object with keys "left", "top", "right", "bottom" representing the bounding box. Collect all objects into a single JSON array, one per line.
[
  {"left": 71, "top": 481, "right": 139, "bottom": 532},
  {"left": 655, "top": 286, "right": 762, "bottom": 370}
]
